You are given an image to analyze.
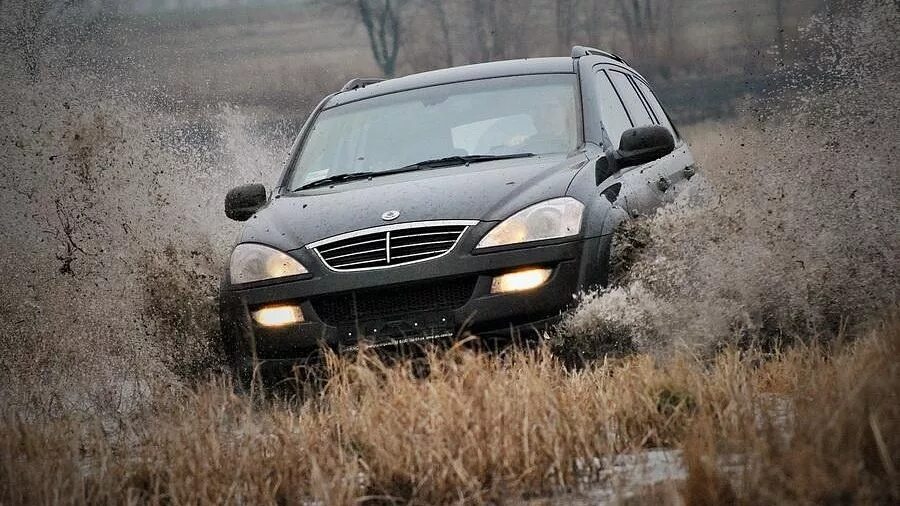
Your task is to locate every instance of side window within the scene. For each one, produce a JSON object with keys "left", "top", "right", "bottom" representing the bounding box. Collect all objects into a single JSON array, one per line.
[
  {"left": 634, "top": 79, "right": 676, "bottom": 138},
  {"left": 608, "top": 70, "right": 654, "bottom": 128},
  {"left": 595, "top": 70, "right": 631, "bottom": 149}
]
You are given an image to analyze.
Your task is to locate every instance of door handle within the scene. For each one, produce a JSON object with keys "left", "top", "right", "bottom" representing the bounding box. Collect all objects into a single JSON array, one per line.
[{"left": 656, "top": 176, "right": 670, "bottom": 192}]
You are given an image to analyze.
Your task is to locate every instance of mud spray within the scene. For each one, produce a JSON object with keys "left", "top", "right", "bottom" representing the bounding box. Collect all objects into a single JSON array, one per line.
[
  {"left": 0, "top": 1, "right": 898, "bottom": 418},
  {"left": 559, "top": 1, "right": 899, "bottom": 361},
  {"left": 0, "top": 2, "right": 296, "bottom": 415}
]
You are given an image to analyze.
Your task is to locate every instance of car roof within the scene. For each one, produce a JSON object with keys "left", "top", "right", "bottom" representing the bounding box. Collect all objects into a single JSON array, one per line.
[{"left": 326, "top": 57, "right": 577, "bottom": 109}]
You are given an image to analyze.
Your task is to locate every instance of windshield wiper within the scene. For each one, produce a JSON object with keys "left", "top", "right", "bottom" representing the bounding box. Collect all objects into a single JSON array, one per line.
[
  {"left": 293, "top": 153, "right": 535, "bottom": 191},
  {"left": 294, "top": 171, "right": 377, "bottom": 191},
  {"left": 394, "top": 152, "right": 536, "bottom": 172}
]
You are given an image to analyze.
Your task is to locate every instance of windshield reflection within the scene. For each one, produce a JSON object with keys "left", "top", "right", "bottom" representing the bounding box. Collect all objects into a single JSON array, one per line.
[{"left": 288, "top": 74, "right": 579, "bottom": 189}]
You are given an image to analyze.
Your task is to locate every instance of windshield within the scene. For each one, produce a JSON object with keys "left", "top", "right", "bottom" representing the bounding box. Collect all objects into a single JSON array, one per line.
[{"left": 287, "top": 74, "right": 579, "bottom": 190}]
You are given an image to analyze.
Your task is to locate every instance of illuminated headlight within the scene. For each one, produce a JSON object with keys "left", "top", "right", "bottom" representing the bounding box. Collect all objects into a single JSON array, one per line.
[
  {"left": 491, "top": 267, "right": 552, "bottom": 294},
  {"left": 252, "top": 305, "right": 304, "bottom": 327},
  {"left": 476, "top": 197, "right": 584, "bottom": 249},
  {"left": 229, "top": 243, "right": 308, "bottom": 285}
]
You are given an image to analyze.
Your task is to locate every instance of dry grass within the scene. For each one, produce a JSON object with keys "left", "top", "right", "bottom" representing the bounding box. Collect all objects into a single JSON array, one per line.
[
  {"left": 2, "top": 313, "right": 897, "bottom": 505},
  {"left": 680, "top": 314, "right": 900, "bottom": 505}
]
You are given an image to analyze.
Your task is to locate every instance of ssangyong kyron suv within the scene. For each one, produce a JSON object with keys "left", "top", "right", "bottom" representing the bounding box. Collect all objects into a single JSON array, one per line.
[{"left": 219, "top": 46, "right": 695, "bottom": 377}]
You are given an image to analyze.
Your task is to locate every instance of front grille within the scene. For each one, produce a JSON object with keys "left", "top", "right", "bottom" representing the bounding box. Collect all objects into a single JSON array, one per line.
[
  {"left": 311, "top": 276, "right": 478, "bottom": 328},
  {"left": 311, "top": 222, "right": 471, "bottom": 271}
]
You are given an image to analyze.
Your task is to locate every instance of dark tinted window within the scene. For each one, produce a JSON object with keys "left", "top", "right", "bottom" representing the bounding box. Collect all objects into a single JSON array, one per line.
[
  {"left": 634, "top": 79, "right": 676, "bottom": 137},
  {"left": 608, "top": 70, "right": 654, "bottom": 128},
  {"left": 596, "top": 70, "right": 632, "bottom": 149}
]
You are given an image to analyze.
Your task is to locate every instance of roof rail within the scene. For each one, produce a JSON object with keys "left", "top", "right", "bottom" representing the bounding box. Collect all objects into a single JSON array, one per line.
[
  {"left": 340, "top": 77, "right": 385, "bottom": 92},
  {"left": 571, "top": 45, "right": 628, "bottom": 64}
]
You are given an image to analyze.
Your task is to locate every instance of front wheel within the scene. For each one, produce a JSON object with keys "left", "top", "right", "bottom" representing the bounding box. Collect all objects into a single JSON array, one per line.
[
  {"left": 601, "top": 219, "right": 650, "bottom": 288},
  {"left": 218, "top": 308, "right": 255, "bottom": 393}
]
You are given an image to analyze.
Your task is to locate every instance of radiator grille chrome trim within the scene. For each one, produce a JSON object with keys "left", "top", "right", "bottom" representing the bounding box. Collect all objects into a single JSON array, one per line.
[{"left": 307, "top": 220, "right": 478, "bottom": 272}]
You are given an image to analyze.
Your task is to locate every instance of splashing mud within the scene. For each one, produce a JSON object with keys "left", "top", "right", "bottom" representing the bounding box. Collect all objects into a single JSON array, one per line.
[
  {"left": 560, "top": 0, "right": 899, "bottom": 357},
  {"left": 0, "top": 27, "right": 293, "bottom": 414}
]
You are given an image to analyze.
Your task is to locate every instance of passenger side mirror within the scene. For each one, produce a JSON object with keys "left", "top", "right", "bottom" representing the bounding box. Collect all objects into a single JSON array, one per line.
[
  {"left": 225, "top": 183, "right": 267, "bottom": 221},
  {"left": 615, "top": 125, "right": 675, "bottom": 169}
]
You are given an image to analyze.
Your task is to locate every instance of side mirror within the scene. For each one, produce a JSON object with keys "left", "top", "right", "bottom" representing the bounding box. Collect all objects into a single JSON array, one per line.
[
  {"left": 225, "top": 183, "right": 267, "bottom": 221},
  {"left": 615, "top": 125, "right": 675, "bottom": 169}
]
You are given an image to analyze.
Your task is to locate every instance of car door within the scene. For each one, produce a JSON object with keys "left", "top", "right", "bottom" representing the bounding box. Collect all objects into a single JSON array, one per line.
[
  {"left": 629, "top": 75, "right": 695, "bottom": 203},
  {"left": 590, "top": 67, "right": 661, "bottom": 218},
  {"left": 603, "top": 68, "right": 693, "bottom": 212}
]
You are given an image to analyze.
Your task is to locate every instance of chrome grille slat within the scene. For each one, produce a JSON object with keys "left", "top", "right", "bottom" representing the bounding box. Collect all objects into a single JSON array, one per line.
[
  {"left": 391, "top": 239, "right": 456, "bottom": 250},
  {"left": 317, "top": 236, "right": 385, "bottom": 253},
  {"left": 390, "top": 231, "right": 460, "bottom": 239},
  {"left": 311, "top": 221, "right": 473, "bottom": 271},
  {"left": 326, "top": 246, "right": 387, "bottom": 261},
  {"left": 392, "top": 250, "right": 450, "bottom": 261}
]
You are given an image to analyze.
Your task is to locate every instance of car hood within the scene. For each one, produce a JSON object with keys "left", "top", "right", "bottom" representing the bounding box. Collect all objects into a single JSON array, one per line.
[{"left": 239, "top": 153, "right": 589, "bottom": 251}]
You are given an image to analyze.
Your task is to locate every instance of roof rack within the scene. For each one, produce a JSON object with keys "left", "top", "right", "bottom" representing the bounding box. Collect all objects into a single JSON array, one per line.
[
  {"left": 571, "top": 45, "right": 628, "bottom": 64},
  {"left": 340, "top": 77, "right": 385, "bottom": 92}
]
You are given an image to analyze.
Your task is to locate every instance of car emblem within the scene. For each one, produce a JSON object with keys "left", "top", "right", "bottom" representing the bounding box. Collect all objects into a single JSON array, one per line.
[{"left": 381, "top": 210, "right": 401, "bottom": 221}]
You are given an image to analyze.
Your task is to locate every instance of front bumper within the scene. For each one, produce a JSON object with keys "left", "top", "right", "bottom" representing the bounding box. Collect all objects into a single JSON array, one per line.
[{"left": 219, "top": 232, "right": 606, "bottom": 360}]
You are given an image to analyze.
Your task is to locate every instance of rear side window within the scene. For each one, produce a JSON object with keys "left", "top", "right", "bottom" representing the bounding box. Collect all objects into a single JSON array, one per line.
[
  {"left": 596, "top": 70, "right": 631, "bottom": 149},
  {"left": 608, "top": 70, "right": 654, "bottom": 128},
  {"left": 633, "top": 79, "right": 676, "bottom": 138}
]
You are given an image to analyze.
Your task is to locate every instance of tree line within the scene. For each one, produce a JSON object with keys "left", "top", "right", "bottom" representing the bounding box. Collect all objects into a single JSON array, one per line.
[{"left": 339, "top": 0, "right": 846, "bottom": 80}]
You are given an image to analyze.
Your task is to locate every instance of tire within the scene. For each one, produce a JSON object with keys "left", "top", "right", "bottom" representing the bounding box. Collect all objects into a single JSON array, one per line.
[
  {"left": 218, "top": 311, "right": 254, "bottom": 392},
  {"left": 601, "top": 219, "right": 649, "bottom": 288}
]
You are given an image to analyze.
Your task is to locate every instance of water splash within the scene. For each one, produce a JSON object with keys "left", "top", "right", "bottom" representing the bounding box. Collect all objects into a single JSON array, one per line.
[
  {"left": 562, "top": 0, "right": 899, "bottom": 356},
  {"left": 0, "top": 52, "right": 292, "bottom": 417}
]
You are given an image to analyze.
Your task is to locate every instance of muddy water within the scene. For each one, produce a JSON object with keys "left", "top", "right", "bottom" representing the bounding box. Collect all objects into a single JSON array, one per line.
[
  {"left": 562, "top": 1, "right": 899, "bottom": 356},
  {"left": 0, "top": 76, "right": 292, "bottom": 415}
]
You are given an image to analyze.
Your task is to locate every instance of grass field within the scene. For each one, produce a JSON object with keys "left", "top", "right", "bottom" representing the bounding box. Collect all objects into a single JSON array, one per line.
[{"left": 2, "top": 313, "right": 897, "bottom": 504}]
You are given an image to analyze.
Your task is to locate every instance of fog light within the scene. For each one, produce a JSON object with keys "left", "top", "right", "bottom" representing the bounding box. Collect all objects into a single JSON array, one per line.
[
  {"left": 252, "top": 305, "right": 304, "bottom": 327},
  {"left": 491, "top": 267, "right": 552, "bottom": 294}
]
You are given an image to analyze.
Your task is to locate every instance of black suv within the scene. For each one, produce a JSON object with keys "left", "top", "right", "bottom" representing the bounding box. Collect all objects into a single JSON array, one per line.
[{"left": 219, "top": 46, "right": 695, "bottom": 375}]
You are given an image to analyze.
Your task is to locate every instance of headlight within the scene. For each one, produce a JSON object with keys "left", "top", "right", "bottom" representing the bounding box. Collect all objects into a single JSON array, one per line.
[
  {"left": 476, "top": 197, "right": 584, "bottom": 249},
  {"left": 252, "top": 305, "right": 304, "bottom": 327},
  {"left": 229, "top": 243, "right": 308, "bottom": 285},
  {"left": 491, "top": 267, "right": 553, "bottom": 293}
]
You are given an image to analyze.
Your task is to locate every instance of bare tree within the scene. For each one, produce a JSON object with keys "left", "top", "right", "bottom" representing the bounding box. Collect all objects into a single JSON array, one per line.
[
  {"left": 580, "top": 0, "right": 615, "bottom": 49},
  {"left": 657, "top": 0, "right": 681, "bottom": 77},
  {"left": 354, "top": 0, "right": 407, "bottom": 77},
  {"left": 463, "top": 0, "right": 537, "bottom": 62},
  {"left": 465, "top": 0, "right": 496, "bottom": 61},
  {"left": 610, "top": 0, "right": 687, "bottom": 77},
  {"left": 614, "top": 0, "right": 661, "bottom": 60},
  {"left": 424, "top": 0, "right": 454, "bottom": 67},
  {"left": 400, "top": 0, "right": 455, "bottom": 72}
]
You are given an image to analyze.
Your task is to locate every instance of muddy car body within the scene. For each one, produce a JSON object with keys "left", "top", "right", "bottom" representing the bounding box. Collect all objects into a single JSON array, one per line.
[{"left": 219, "top": 46, "right": 695, "bottom": 375}]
